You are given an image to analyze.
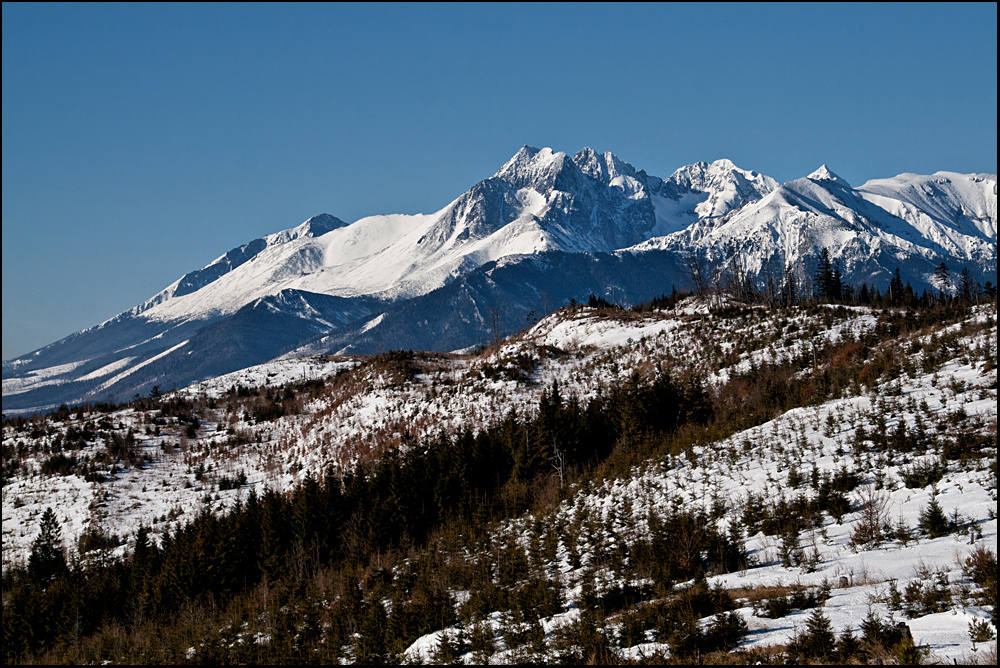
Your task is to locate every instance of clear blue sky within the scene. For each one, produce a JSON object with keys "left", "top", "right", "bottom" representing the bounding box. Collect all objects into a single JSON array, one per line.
[{"left": 3, "top": 3, "right": 996, "bottom": 359}]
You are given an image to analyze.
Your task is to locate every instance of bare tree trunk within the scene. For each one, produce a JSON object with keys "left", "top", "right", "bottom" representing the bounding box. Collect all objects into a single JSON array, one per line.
[{"left": 487, "top": 305, "right": 503, "bottom": 359}]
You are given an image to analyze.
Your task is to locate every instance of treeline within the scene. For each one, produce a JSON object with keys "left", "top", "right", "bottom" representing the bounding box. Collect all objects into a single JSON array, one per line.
[
  {"left": 585, "top": 262, "right": 996, "bottom": 319},
  {"left": 678, "top": 247, "right": 997, "bottom": 309}
]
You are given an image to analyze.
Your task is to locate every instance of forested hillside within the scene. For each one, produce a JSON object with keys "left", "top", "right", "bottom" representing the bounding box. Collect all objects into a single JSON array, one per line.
[{"left": 3, "top": 291, "right": 997, "bottom": 664}]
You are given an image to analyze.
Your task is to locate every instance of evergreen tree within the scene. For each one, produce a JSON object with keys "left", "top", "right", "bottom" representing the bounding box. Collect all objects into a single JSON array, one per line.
[
  {"left": 789, "top": 608, "right": 837, "bottom": 661},
  {"left": 132, "top": 523, "right": 154, "bottom": 580},
  {"left": 765, "top": 260, "right": 778, "bottom": 306},
  {"left": 933, "top": 261, "right": 950, "bottom": 299},
  {"left": 959, "top": 267, "right": 976, "bottom": 303},
  {"left": 781, "top": 263, "right": 797, "bottom": 306},
  {"left": 260, "top": 489, "right": 291, "bottom": 581},
  {"left": 356, "top": 601, "right": 389, "bottom": 665},
  {"left": 470, "top": 619, "right": 497, "bottom": 663},
  {"left": 889, "top": 267, "right": 905, "bottom": 305},
  {"left": 779, "top": 524, "right": 802, "bottom": 567},
  {"left": 802, "top": 608, "right": 835, "bottom": 660},
  {"left": 28, "top": 507, "right": 67, "bottom": 586},
  {"left": 814, "top": 248, "right": 833, "bottom": 301},
  {"left": 837, "top": 626, "right": 862, "bottom": 662},
  {"left": 831, "top": 261, "right": 843, "bottom": 301},
  {"left": 919, "top": 498, "right": 949, "bottom": 538}
]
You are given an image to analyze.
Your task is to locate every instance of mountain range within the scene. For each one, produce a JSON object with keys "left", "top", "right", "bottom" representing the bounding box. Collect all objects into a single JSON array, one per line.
[{"left": 3, "top": 146, "right": 996, "bottom": 413}]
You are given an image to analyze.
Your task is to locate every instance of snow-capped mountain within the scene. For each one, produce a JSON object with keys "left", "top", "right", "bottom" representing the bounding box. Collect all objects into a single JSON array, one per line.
[
  {"left": 637, "top": 165, "right": 997, "bottom": 288},
  {"left": 128, "top": 146, "right": 707, "bottom": 326},
  {"left": 856, "top": 171, "right": 997, "bottom": 260},
  {"left": 648, "top": 158, "right": 778, "bottom": 235},
  {"left": 2, "top": 147, "right": 996, "bottom": 414}
]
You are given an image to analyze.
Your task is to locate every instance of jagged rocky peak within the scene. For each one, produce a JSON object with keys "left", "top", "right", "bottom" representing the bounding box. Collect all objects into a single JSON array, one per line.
[
  {"left": 668, "top": 158, "right": 777, "bottom": 196},
  {"left": 499, "top": 144, "right": 542, "bottom": 168},
  {"left": 807, "top": 164, "right": 852, "bottom": 189},
  {"left": 571, "top": 147, "right": 649, "bottom": 201},
  {"left": 494, "top": 145, "right": 654, "bottom": 203},
  {"left": 653, "top": 158, "right": 778, "bottom": 221},
  {"left": 493, "top": 145, "right": 572, "bottom": 190},
  {"left": 572, "top": 147, "right": 639, "bottom": 182}
]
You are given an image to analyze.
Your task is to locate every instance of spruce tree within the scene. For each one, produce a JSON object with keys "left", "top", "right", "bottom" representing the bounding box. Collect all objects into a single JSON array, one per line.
[
  {"left": 831, "top": 261, "right": 843, "bottom": 301},
  {"left": 959, "top": 267, "right": 976, "bottom": 303},
  {"left": 134, "top": 524, "right": 151, "bottom": 568},
  {"left": 919, "top": 498, "right": 949, "bottom": 538},
  {"left": 836, "top": 626, "right": 862, "bottom": 662},
  {"left": 28, "top": 507, "right": 67, "bottom": 586},
  {"left": 890, "top": 267, "right": 905, "bottom": 305},
  {"left": 802, "top": 608, "right": 835, "bottom": 660}
]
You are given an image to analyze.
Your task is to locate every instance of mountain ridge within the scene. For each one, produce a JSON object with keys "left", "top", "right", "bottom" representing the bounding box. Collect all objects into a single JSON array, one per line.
[{"left": 3, "top": 146, "right": 996, "bottom": 414}]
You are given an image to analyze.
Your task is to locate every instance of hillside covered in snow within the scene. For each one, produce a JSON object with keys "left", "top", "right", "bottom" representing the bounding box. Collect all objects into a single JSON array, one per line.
[{"left": 3, "top": 296, "right": 996, "bottom": 664}]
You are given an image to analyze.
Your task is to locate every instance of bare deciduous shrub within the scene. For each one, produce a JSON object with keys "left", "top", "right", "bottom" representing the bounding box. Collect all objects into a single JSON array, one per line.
[{"left": 851, "top": 485, "right": 891, "bottom": 547}]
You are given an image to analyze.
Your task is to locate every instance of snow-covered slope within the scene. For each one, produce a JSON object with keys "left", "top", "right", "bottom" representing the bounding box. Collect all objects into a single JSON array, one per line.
[
  {"left": 857, "top": 171, "right": 997, "bottom": 259},
  {"left": 4, "top": 302, "right": 996, "bottom": 663}
]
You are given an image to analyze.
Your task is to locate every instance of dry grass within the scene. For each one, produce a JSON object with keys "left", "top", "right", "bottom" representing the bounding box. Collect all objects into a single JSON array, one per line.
[
  {"left": 726, "top": 583, "right": 806, "bottom": 604},
  {"left": 966, "top": 642, "right": 998, "bottom": 666}
]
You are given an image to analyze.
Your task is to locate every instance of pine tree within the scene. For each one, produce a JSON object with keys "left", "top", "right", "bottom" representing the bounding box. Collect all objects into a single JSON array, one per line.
[{"left": 28, "top": 507, "right": 67, "bottom": 586}]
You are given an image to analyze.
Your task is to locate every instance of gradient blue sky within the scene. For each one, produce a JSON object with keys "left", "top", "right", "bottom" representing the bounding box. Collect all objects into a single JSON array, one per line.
[{"left": 3, "top": 3, "right": 997, "bottom": 359}]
